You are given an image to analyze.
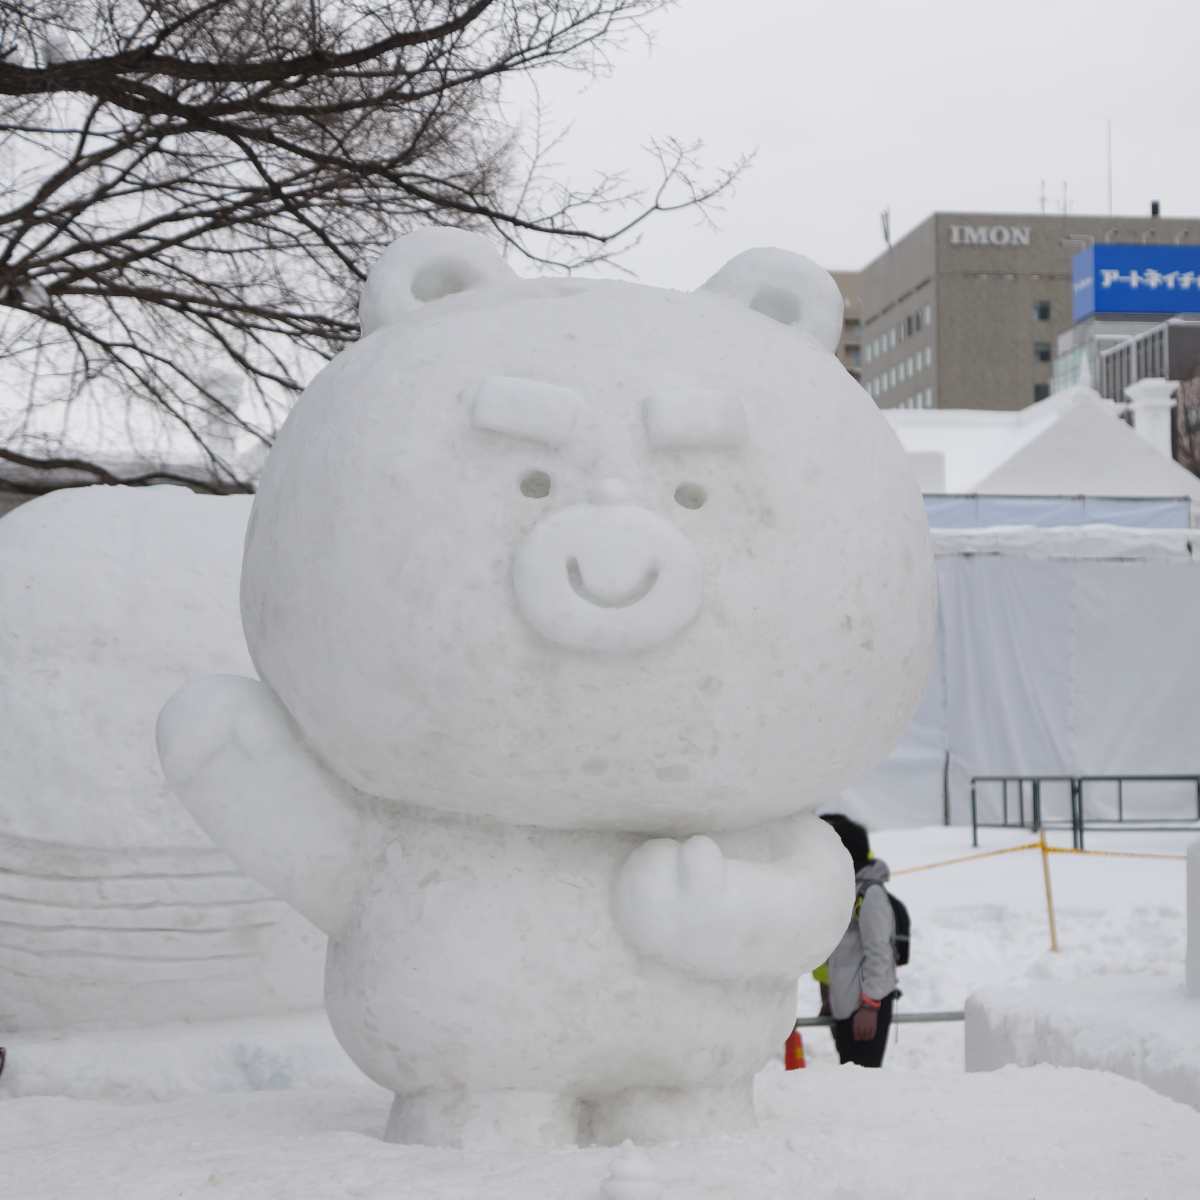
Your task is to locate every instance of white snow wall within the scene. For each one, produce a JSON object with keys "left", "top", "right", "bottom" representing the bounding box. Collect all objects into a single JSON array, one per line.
[
  {"left": 0, "top": 487, "right": 326, "bottom": 1032},
  {"left": 834, "top": 526, "right": 1200, "bottom": 829}
]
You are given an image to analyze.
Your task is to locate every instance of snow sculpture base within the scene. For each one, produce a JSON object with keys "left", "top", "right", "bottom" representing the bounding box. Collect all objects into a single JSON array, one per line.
[
  {"left": 581, "top": 1078, "right": 755, "bottom": 1147},
  {"left": 386, "top": 1089, "right": 579, "bottom": 1151},
  {"left": 383, "top": 1079, "right": 754, "bottom": 1150}
]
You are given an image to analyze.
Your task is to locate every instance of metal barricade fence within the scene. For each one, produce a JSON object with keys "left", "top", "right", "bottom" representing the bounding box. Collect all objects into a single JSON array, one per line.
[{"left": 971, "top": 774, "right": 1200, "bottom": 849}]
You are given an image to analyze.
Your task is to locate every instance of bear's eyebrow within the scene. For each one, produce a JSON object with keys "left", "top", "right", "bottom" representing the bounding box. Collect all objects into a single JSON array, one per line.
[
  {"left": 470, "top": 376, "right": 582, "bottom": 446},
  {"left": 643, "top": 390, "right": 747, "bottom": 450}
]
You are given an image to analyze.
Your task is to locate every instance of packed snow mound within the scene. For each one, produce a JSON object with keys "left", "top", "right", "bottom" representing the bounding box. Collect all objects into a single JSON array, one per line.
[
  {"left": 159, "top": 227, "right": 936, "bottom": 1146},
  {"left": 0, "top": 486, "right": 326, "bottom": 1032},
  {"left": 966, "top": 974, "right": 1200, "bottom": 1110},
  {"left": 0, "top": 485, "right": 253, "bottom": 848}
]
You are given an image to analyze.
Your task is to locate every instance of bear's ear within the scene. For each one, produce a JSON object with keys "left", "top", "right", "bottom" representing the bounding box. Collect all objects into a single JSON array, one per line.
[
  {"left": 697, "top": 249, "right": 844, "bottom": 353},
  {"left": 358, "top": 227, "right": 518, "bottom": 335}
]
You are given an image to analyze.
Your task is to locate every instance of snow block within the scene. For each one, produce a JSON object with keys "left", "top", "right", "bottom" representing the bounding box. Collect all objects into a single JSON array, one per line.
[
  {"left": 0, "top": 1011, "right": 368, "bottom": 1103},
  {"left": 965, "top": 976, "right": 1200, "bottom": 1110},
  {"left": 0, "top": 486, "right": 326, "bottom": 1032}
]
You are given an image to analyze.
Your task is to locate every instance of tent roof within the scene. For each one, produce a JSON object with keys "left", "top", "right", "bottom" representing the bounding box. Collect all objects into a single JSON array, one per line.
[
  {"left": 886, "top": 386, "right": 1200, "bottom": 501},
  {"left": 975, "top": 395, "right": 1200, "bottom": 500}
]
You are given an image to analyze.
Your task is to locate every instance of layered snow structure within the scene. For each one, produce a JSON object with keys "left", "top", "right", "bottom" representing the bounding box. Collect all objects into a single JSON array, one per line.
[
  {"left": 158, "top": 228, "right": 937, "bottom": 1147},
  {"left": 0, "top": 1012, "right": 364, "bottom": 1103},
  {"left": 0, "top": 487, "right": 325, "bottom": 1032},
  {"left": 965, "top": 975, "right": 1200, "bottom": 1110}
]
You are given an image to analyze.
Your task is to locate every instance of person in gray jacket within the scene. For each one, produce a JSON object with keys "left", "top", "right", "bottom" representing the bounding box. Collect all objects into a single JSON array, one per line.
[{"left": 820, "top": 814, "right": 897, "bottom": 1068}]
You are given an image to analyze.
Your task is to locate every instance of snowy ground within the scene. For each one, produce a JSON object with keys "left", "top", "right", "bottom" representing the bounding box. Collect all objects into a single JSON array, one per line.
[
  {"left": 5, "top": 1064, "right": 1200, "bottom": 1199},
  {"left": 3, "top": 824, "right": 1197, "bottom": 1198}
]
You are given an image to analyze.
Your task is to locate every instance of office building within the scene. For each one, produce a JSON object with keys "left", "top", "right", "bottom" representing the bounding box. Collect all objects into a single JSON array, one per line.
[{"left": 859, "top": 211, "right": 1200, "bottom": 410}]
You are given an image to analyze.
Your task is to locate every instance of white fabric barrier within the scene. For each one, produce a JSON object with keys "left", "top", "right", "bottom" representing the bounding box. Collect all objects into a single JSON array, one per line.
[
  {"left": 924, "top": 494, "right": 1192, "bottom": 530},
  {"left": 833, "top": 526, "right": 1200, "bottom": 829}
]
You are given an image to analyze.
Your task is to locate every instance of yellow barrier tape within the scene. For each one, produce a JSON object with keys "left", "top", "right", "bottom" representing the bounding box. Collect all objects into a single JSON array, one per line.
[
  {"left": 891, "top": 843, "right": 1041, "bottom": 875},
  {"left": 892, "top": 842, "right": 1187, "bottom": 875},
  {"left": 1045, "top": 846, "right": 1186, "bottom": 861}
]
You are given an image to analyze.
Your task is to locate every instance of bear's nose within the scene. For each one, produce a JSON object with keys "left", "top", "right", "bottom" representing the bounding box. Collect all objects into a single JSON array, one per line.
[{"left": 589, "top": 478, "right": 632, "bottom": 506}]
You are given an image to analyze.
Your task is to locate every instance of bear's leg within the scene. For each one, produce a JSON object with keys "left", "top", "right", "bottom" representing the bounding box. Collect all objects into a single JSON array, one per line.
[
  {"left": 385, "top": 1087, "right": 580, "bottom": 1149},
  {"left": 581, "top": 1076, "right": 756, "bottom": 1146}
]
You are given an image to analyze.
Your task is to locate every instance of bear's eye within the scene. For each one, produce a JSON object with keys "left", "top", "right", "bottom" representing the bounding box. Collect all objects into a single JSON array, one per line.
[
  {"left": 674, "top": 482, "right": 706, "bottom": 510},
  {"left": 521, "top": 470, "right": 552, "bottom": 499}
]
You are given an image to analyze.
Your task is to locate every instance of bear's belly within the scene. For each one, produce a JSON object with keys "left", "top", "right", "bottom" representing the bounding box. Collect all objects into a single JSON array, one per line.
[{"left": 322, "top": 811, "right": 795, "bottom": 1096}]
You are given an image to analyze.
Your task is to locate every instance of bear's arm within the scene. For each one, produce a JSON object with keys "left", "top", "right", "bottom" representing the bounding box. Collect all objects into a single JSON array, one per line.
[
  {"left": 611, "top": 811, "right": 854, "bottom": 980},
  {"left": 157, "top": 674, "right": 363, "bottom": 937}
]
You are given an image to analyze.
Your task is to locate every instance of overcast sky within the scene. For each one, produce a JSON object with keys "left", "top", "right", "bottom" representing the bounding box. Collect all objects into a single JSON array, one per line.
[{"left": 504, "top": 0, "right": 1199, "bottom": 288}]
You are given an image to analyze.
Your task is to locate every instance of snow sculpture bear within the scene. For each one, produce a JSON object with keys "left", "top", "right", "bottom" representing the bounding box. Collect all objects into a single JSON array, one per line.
[{"left": 157, "top": 227, "right": 936, "bottom": 1148}]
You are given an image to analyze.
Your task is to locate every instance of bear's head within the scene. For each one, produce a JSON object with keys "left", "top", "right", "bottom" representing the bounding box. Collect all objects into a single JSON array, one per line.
[{"left": 241, "top": 228, "right": 936, "bottom": 835}]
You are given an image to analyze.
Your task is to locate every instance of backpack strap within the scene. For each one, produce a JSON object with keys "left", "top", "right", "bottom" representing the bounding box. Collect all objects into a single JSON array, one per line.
[{"left": 853, "top": 879, "right": 882, "bottom": 921}]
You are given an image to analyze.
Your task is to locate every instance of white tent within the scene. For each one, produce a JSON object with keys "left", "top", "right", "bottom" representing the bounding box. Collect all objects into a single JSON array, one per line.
[
  {"left": 886, "top": 385, "right": 1200, "bottom": 527},
  {"left": 834, "top": 525, "right": 1200, "bottom": 831}
]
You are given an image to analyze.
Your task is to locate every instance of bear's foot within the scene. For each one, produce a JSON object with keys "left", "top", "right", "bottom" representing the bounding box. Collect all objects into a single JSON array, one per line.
[
  {"left": 582, "top": 1077, "right": 756, "bottom": 1146},
  {"left": 385, "top": 1087, "right": 580, "bottom": 1149}
]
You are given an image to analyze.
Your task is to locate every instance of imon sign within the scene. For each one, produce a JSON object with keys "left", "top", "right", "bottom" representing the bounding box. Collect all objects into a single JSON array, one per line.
[
  {"left": 1072, "top": 245, "right": 1200, "bottom": 321},
  {"left": 948, "top": 225, "right": 1032, "bottom": 246}
]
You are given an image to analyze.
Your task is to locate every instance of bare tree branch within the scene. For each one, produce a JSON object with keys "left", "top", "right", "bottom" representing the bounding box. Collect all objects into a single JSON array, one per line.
[{"left": 0, "top": 1, "right": 741, "bottom": 493}]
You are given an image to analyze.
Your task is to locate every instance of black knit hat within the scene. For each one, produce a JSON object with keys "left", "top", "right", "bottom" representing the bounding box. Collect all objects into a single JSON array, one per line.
[{"left": 820, "top": 813, "right": 871, "bottom": 873}]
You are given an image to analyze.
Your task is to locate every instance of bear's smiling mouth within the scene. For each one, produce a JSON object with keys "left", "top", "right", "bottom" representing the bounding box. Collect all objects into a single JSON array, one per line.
[{"left": 566, "top": 558, "right": 659, "bottom": 609}]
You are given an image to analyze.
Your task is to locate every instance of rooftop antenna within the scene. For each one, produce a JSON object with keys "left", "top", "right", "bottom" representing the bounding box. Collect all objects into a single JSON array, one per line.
[
  {"left": 881, "top": 207, "right": 892, "bottom": 250},
  {"left": 1039, "top": 180, "right": 1046, "bottom": 214}
]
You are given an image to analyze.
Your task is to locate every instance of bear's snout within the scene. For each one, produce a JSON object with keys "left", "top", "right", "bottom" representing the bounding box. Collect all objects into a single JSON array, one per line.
[{"left": 512, "top": 490, "right": 702, "bottom": 652}]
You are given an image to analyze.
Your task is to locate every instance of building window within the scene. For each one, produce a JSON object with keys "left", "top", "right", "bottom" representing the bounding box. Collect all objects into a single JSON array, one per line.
[
  {"left": 1034, "top": 342, "right": 1052, "bottom": 362},
  {"left": 906, "top": 356, "right": 913, "bottom": 377},
  {"left": 906, "top": 316, "right": 913, "bottom": 336},
  {"left": 1033, "top": 300, "right": 1051, "bottom": 321},
  {"left": 924, "top": 304, "right": 932, "bottom": 325},
  {"left": 925, "top": 346, "right": 932, "bottom": 367},
  {"left": 923, "top": 387, "right": 933, "bottom": 408},
  {"left": 1034, "top": 383, "right": 1051, "bottom": 402},
  {"left": 890, "top": 367, "right": 897, "bottom": 386},
  {"left": 852, "top": 349, "right": 861, "bottom": 366},
  {"left": 914, "top": 310, "right": 922, "bottom": 332},
  {"left": 889, "top": 328, "right": 896, "bottom": 349}
]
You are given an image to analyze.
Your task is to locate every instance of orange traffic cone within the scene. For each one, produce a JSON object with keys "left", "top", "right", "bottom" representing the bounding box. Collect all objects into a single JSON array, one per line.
[{"left": 785, "top": 1028, "right": 806, "bottom": 1070}]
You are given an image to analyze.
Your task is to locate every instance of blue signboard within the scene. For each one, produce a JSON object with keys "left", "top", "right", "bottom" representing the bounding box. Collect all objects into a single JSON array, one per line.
[{"left": 1073, "top": 244, "right": 1200, "bottom": 321}]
